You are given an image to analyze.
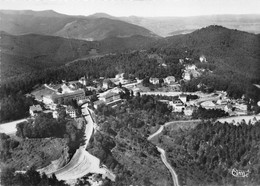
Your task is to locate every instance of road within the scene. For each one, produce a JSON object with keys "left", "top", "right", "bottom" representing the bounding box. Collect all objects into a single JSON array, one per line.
[
  {"left": 40, "top": 105, "right": 116, "bottom": 181},
  {"left": 148, "top": 122, "right": 182, "bottom": 186},
  {"left": 147, "top": 119, "right": 201, "bottom": 140},
  {"left": 157, "top": 147, "right": 180, "bottom": 186},
  {"left": 0, "top": 119, "right": 27, "bottom": 135},
  {"left": 148, "top": 119, "right": 201, "bottom": 186},
  {"left": 147, "top": 126, "right": 164, "bottom": 141}
]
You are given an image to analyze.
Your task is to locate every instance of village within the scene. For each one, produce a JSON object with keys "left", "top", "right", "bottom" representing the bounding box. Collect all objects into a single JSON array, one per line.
[{"left": 28, "top": 58, "right": 251, "bottom": 123}]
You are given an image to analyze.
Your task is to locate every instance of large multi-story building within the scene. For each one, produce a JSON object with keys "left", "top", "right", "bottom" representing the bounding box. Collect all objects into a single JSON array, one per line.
[{"left": 52, "top": 89, "right": 86, "bottom": 103}]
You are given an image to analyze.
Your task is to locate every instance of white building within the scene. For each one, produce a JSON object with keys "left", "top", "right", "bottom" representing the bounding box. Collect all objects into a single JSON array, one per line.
[
  {"left": 186, "top": 64, "right": 196, "bottom": 70},
  {"left": 149, "top": 77, "right": 160, "bottom": 85},
  {"left": 79, "top": 76, "right": 87, "bottom": 86},
  {"left": 199, "top": 55, "right": 207, "bottom": 63},
  {"left": 170, "top": 99, "right": 185, "bottom": 112},
  {"left": 115, "top": 73, "right": 124, "bottom": 79},
  {"left": 164, "top": 76, "right": 176, "bottom": 85},
  {"left": 182, "top": 71, "right": 191, "bottom": 81},
  {"left": 29, "top": 105, "right": 43, "bottom": 117},
  {"left": 66, "top": 106, "right": 76, "bottom": 118},
  {"left": 52, "top": 111, "right": 59, "bottom": 119},
  {"left": 43, "top": 95, "right": 54, "bottom": 105},
  {"left": 184, "top": 106, "right": 195, "bottom": 116}
]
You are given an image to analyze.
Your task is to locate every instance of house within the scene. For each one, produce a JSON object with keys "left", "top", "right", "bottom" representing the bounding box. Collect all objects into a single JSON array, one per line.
[
  {"left": 60, "top": 83, "right": 74, "bottom": 94},
  {"left": 132, "top": 87, "right": 141, "bottom": 96},
  {"left": 68, "top": 81, "right": 80, "bottom": 90},
  {"left": 149, "top": 77, "right": 160, "bottom": 85},
  {"left": 164, "top": 76, "right": 176, "bottom": 85},
  {"left": 52, "top": 111, "right": 59, "bottom": 119},
  {"left": 170, "top": 99, "right": 185, "bottom": 112},
  {"left": 66, "top": 106, "right": 77, "bottom": 118},
  {"left": 182, "top": 71, "right": 191, "bottom": 81},
  {"left": 102, "top": 79, "right": 114, "bottom": 90},
  {"left": 182, "top": 65, "right": 201, "bottom": 81},
  {"left": 186, "top": 64, "right": 196, "bottom": 71},
  {"left": 199, "top": 55, "right": 207, "bottom": 63},
  {"left": 170, "top": 84, "right": 181, "bottom": 91},
  {"left": 29, "top": 105, "right": 43, "bottom": 117},
  {"left": 115, "top": 73, "right": 124, "bottom": 79},
  {"left": 184, "top": 106, "right": 195, "bottom": 116},
  {"left": 79, "top": 76, "right": 86, "bottom": 86}
]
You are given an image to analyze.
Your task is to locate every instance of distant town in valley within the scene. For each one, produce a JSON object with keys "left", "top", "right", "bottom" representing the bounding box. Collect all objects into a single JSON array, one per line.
[{"left": 0, "top": 7, "right": 260, "bottom": 186}]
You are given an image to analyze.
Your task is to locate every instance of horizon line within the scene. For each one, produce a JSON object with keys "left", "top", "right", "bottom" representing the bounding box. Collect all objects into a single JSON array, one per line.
[{"left": 1, "top": 9, "right": 260, "bottom": 18}]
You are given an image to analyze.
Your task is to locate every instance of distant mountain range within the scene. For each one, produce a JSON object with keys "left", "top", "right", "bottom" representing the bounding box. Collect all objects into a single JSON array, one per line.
[
  {"left": 1, "top": 10, "right": 260, "bottom": 39},
  {"left": 0, "top": 10, "right": 157, "bottom": 41},
  {"left": 120, "top": 14, "right": 260, "bottom": 37}
]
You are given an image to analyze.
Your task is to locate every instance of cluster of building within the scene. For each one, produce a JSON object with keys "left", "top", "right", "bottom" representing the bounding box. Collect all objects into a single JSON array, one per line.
[
  {"left": 29, "top": 73, "right": 137, "bottom": 119},
  {"left": 29, "top": 77, "right": 90, "bottom": 119},
  {"left": 154, "top": 91, "right": 249, "bottom": 117},
  {"left": 28, "top": 63, "right": 249, "bottom": 121}
]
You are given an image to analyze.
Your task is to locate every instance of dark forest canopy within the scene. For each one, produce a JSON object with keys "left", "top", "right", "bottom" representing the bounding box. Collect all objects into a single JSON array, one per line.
[{"left": 162, "top": 120, "right": 260, "bottom": 186}]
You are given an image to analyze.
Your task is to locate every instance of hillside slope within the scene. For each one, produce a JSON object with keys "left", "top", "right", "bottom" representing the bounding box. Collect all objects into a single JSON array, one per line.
[
  {"left": 55, "top": 18, "right": 156, "bottom": 41},
  {"left": 0, "top": 31, "right": 97, "bottom": 79},
  {"left": 0, "top": 31, "right": 156, "bottom": 80},
  {"left": 156, "top": 25, "right": 260, "bottom": 79},
  {"left": 0, "top": 10, "right": 157, "bottom": 40}
]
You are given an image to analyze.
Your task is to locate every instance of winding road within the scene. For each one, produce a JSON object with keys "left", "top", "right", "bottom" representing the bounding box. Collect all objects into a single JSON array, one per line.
[
  {"left": 148, "top": 122, "right": 182, "bottom": 186},
  {"left": 156, "top": 147, "right": 180, "bottom": 186}
]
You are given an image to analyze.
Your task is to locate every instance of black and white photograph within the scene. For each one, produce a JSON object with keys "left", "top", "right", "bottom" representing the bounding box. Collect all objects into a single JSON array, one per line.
[{"left": 0, "top": 0, "right": 260, "bottom": 185}]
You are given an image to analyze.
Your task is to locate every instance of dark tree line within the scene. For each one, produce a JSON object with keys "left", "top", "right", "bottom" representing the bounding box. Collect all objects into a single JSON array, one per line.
[
  {"left": 0, "top": 94, "right": 36, "bottom": 123},
  {"left": 192, "top": 106, "right": 229, "bottom": 119},
  {"left": 16, "top": 113, "right": 85, "bottom": 154},
  {"left": 1, "top": 167, "right": 68, "bottom": 186}
]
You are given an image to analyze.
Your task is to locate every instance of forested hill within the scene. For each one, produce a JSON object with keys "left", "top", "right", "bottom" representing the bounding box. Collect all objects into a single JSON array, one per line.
[
  {"left": 150, "top": 25, "right": 260, "bottom": 100},
  {"left": 0, "top": 31, "right": 97, "bottom": 79},
  {"left": 0, "top": 31, "right": 156, "bottom": 80},
  {"left": 156, "top": 25, "right": 260, "bottom": 80}
]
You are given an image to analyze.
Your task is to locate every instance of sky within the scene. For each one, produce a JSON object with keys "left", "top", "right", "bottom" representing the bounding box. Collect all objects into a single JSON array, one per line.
[{"left": 1, "top": 0, "right": 260, "bottom": 17}]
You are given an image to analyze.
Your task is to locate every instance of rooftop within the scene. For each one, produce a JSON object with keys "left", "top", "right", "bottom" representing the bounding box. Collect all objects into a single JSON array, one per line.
[{"left": 30, "top": 105, "right": 42, "bottom": 112}]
